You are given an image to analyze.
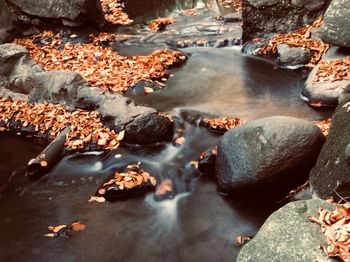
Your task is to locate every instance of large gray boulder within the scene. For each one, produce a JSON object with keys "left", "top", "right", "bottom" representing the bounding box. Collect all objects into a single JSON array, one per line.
[
  {"left": 237, "top": 199, "right": 336, "bottom": 262},
  {"left": 242, "top": 0, "right": 330, "bottom": 41},
  {"left": 7, "top": 0, "right": 103, "bottom": 26},
  {"left": 310, "top": 91, "right": 350, "bottom": 199},
  {"left": 320, "top": 0, "right": 350, "bottom": 48},
  {"left": 0, "top": 0, "right": 17, "bottom": 43},
  {"left": 215, "top": 116, "right": 325, "bottom": 193},
  {"left": 302, "top": 47, "right": 350, "bottom": 106}
]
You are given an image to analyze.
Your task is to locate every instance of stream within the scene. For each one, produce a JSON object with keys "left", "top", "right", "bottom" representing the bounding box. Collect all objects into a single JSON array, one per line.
[{"left": 0, "top": 1, "right": 333, "bottom": 261}]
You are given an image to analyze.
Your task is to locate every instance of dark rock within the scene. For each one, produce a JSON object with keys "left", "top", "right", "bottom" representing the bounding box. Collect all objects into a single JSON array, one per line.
[
  {"left": 237, "top": 199, "right": 337, "bottom": 262},
  {"left": 301, "top": 47, "right": 350, "bottom": 106},
  {"left": 198, "top": 148, "right": 216, "bottom": 174},
  {"left": 242, "top": 0, "right": 330, "bottom": 41},
  {"left": 277, "top": 44, "right": 311, "bottom": 67},
  {"left": 126, "top": 80, "right": 162, "bottom": 95},
  {"left": 7, "top": 0, "right": 103, "bottom": 27},
  {"left": 0, "top": 0, "right": 17, "bottom": 43},
  {"left": 320, "top": 0, "right": 350, "bottom": 48},
  {"left": 79, "top": 88, "right": 173, "bottom": 144},
  {"left": 215, "top": 116, "right": 325, "bottom": 194},
  {"left": 309, "top": 93, "right": 350, "bottom": 199}
]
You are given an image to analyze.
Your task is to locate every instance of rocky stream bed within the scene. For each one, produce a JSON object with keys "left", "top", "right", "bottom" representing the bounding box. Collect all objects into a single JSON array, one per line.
[{"left": 1, "top": 0, "right": 350, "bottom": 261}]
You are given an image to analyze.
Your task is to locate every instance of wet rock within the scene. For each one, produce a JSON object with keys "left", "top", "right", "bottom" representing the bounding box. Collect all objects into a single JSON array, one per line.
[
  {"left": 80, "top": 90, "right": 173, "bottom": 144},
  {"left": 309, "top": 92, "right": 350, "bottom": 199},
  {"left": 242, "top": 0, "right": 330, "bottom": 41},
  {"left": 302, "top": 47, "right": 350, "bottom": 106},
  {"left": 215, "top": 116, "right": 325, "bottom": 194},
  {"left": 7, "top": 0, "right": 103, "bottom": 27},
  {"left": 320, "top": 0, "right": 350, "bottom": 48},
  {"left": 0, "top": 0, "right": 17, "bottom": 43},
  {"left": 237, "top": 199, "right": 336, "bottom": 262},
  {"left": 27, "top": 71, "right": 86, "bottom": 107},
  {"left": 126, "top": 80, "right": 162, "bottom": 95},
  {"left": 277, "top": 44, "right": 311, "bottom": 67},
  {"left": 0, "top": 44, "right": 43, "bottom": 93}
]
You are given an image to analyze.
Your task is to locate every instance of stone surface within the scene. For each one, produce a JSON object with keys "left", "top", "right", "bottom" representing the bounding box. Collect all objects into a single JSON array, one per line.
[
  {"left": 0, "top": 0, "right": 17, "bottom": 43},
  {"left": 0, "top": 44, "right": 43, "bottom": 93},
  {"left": 7, "top": 0, "right": 102, "bottom": 26},
  {"left": 215, "top": 116, "right": 325, "bottom": 193},
  {"left": 242, "top": 0, "right": 330, "bottom": 41},
  {"left": 237, "top": 199, "right": 336, "bottom": 262},
  {"left": 310, "top": 92, "right": 350, "bottom": 199},
  {"left": 302, "top": 47, "right": 350, "bottom": 106},
  {"left": 320, "top": 0, "right": 350, "bottom": 48},
  {"left": 277, "top": 44, "right": 311, "bottom": 66}
]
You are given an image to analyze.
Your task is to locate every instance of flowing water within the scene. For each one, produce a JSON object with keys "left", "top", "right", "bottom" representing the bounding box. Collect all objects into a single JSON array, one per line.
[{"left": 0, "top": 1, "right": 333, "bottom": 261}]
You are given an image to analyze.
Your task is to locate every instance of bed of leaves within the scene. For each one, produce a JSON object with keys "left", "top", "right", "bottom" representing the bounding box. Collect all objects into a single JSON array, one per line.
[
  {"left": 219, "top": 0, "right": 242, "bottom": 12},
  {"left": 100, "top": 0, "right": 133, "bottom": 25},
  {"left": 0, "top": 98, "right": 123, "bottom": 150},
  {"left": 89, "top": 163, "right": 157, "bottom": 202},
  {"left": 148, "top": 17, "right": 176, "bottom": 32},
  {"left": 308, "top": 201, "right": 350, "bottom": 261},
  {"left": 256, "top": 18, "right": 329, "bottom": 65},
  {"left": 315, "top": 118, "right": 332, "bottom": 136},
  {"left": 314, "top": 56, "right": 350, "bottom": 83},
  {"left": 202, "top": 116, "right": 243, "bottom": 132},
  {"left": 14, "top": 31, "right": 186, "bottom": 93}
]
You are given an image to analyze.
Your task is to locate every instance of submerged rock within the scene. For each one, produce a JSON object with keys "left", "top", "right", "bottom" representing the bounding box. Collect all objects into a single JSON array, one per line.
[
  {"left": 302, "top": 47, "right": 350, "bottom": 106},
  {"left": 310, "top": 92, "right": 350, "bottom": 199},
  {"left": 7, "top": 0, "right": 103, "bottom": 27},
  {"left": 242, "top": 0, "right": 330, "bottom": 41},
  {"left": 215, "top": 116, "right": 325, "bottom": 194},
  {"left": 277, "top": 44, "right": 311, "bottom": 67},
  {"left": 237, "top": 199, "right": 336, "bottom": 262},
  {"left": 320, "top": 0, "right": 350, "bottom": 48}
]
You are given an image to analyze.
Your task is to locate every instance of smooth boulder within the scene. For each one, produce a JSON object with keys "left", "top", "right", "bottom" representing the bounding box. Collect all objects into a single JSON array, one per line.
[
  {"left": 310, "top": 91, "right": 350, "bottom": 199},
  {"left": 215, "top": 116, "right": 325, "bottom": 193},
  {"left": 302, "top": 47, "right": 350, "bottom": 106},
  {"left": 237, "top": 199, "right": 336, "bottom": 262},
  {"left": 320, "top": 0, "right": 350, "bottom": 48},
  {"left": 277, "top": 44, "right": 311, "bottom": 67}
]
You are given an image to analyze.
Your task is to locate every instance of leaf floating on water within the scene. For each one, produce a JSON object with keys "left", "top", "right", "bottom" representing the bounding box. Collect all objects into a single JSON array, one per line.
[
  {"left": 235, "top": 235, "right": 252, "bottom": 246},
  {"left": 45, "top": 221, "right": 86, "bottom": 238},
  {"left": 148, "top": 17, "right": 176, "bottom": 32},
  {"left": 143, "top": 87, "right": 154, "bottom": 94},
  {"left": 88, "top": 196, "right": 106, "bottom": 203},
  {"left": 174, "top": 136, "right": 185, "bottom": 145},
  {"left": 71, "top": 221, "right": 86, "bottom": 232},
  {"left": 40, "top": 161, "right": 48, "bottom": 167}
]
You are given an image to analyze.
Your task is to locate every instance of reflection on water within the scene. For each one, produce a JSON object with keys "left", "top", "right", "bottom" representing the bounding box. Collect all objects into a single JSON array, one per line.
[
  {"left": 129, "top": 47, "right": 332, "bottom": 121},
  {"left": 124, "top": 0, "right": 236, "bottom": 24}
]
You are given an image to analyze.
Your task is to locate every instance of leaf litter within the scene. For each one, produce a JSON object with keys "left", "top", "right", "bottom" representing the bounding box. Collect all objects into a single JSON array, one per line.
[
  {"left": 308, "top": 201, "right": 350, "bottom": 262},
  {"left": 255, "top": 17, "right": 329, "bottom": 65},
  {"left": 45, "top": 221, "right": 86, "bottom": 238},
  {"left": 0, "top": 98, "right": 123, "bottom": 150},
  {"left": 14, "top": 31, "right": 187, "bottom": 93}
]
